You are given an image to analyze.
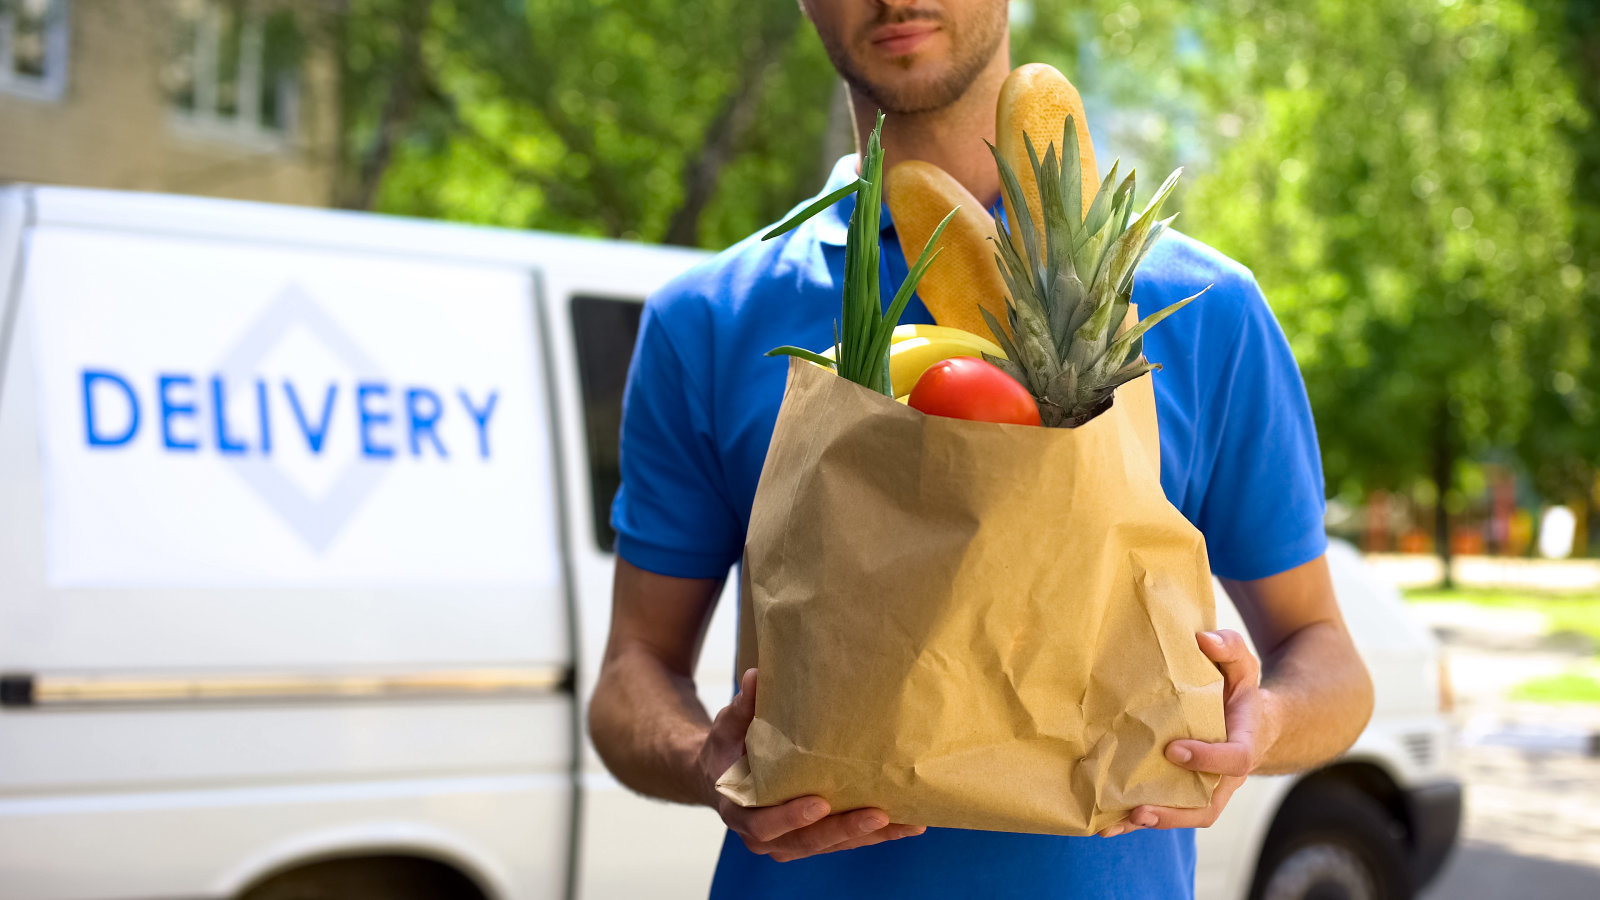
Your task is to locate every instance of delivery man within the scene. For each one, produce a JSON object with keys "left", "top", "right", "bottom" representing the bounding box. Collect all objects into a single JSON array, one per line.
[{"left": 588, "top": 1, "right": 1375, "bottom": 897}]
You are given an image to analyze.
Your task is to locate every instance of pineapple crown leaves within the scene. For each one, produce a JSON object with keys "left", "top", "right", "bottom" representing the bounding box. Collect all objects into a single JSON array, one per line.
[{"left": 983, "top": 115, "right": 1208, "bottom": 425}]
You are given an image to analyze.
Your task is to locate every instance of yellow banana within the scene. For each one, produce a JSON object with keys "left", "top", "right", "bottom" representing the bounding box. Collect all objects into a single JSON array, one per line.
[
  {"left": 818, "top": 324, "right": 1003, "bottom": 359},
  {"left": 891, "top": 323, "right": 1003, "bottom": 346},
  {"left": 808, "top": 325, "right": 1005, "bottom": 397},
  {"left": 887, "top": 332, "right": 1005, "bottom": 398}
]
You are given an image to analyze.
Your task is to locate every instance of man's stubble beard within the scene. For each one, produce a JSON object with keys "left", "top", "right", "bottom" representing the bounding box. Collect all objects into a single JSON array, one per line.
[{"left": 818, "top": 8, "right": 1007, "bottom": 116}]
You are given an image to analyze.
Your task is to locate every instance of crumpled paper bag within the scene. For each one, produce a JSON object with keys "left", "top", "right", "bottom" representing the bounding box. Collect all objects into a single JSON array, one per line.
[{"left": 716, "top": 354, "right": 1226, "bottom": 836}]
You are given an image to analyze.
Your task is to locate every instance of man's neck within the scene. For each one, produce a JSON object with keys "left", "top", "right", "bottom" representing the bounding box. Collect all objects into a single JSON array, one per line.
[{"left": 848, "top": 54, "right": 1012, "bottom": 210}]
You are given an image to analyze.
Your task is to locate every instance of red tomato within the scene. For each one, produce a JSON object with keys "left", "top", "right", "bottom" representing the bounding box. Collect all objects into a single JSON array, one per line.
[{"left": 907, "top": 357, "right": 1042, "bottom": 426}]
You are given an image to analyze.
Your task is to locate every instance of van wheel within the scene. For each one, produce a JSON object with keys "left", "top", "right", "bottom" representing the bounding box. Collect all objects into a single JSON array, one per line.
[
  {"left": 1249, "top": 781, "right": 1412, "bottom": 900},
  {"left": 238, "top": 856, "right": 486, "bottom": 900}
]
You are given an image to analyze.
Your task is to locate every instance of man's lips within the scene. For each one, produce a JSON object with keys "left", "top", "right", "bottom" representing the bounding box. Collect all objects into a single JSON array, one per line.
[{"left": 870, "top": 22, "right": 938, "bottom": 56}]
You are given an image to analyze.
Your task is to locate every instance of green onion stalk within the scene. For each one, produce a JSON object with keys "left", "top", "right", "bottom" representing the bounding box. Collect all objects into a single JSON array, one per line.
[{"left": 765, "top": 112, "right": 958, "bottom": 397}]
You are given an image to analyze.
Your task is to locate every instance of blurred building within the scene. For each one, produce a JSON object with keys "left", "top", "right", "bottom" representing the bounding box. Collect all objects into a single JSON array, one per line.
[{"left": 0, "top": 0, "right": 336, "bottom": 206}]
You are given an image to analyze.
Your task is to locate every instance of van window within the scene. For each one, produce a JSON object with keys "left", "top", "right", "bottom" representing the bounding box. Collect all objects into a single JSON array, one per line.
[{"left": 571, "top": 295, "right": 644, "bottom": 552}]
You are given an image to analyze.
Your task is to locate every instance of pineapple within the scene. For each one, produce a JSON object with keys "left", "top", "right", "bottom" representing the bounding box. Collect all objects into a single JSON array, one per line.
[{"left": 980, "top": 119, "right": 1206, "bottom": 428}]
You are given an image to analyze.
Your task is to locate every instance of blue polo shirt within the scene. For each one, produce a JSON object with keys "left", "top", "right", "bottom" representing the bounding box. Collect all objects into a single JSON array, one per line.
[{"left": 613, "top": 156, "right": 1326, "bottom": 898}]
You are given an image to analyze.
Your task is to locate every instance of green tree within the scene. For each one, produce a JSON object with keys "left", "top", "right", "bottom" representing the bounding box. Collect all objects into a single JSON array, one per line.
[
  {"left": 1176, "top": 0, "right": 1586, "bottom": 579},
  {"left": 1517, "top": 0, "right": 1599, "bottom": 554},
  {"left": 323, "top": 0, "right": 838, "bottom": 248}
]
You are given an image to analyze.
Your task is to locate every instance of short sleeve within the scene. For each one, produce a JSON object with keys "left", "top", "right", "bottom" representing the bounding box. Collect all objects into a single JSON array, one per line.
[
  {"left": 1193, "top": 277, "right": 1328, "bottom": 581},
  {"left": 611, "top": 299, "right": 744, "bottom": 579}
]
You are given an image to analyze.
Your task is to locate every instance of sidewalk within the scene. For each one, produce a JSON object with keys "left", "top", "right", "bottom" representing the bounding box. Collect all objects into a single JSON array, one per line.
[{"left": 1408, "top": 588, "right": 1600, "bottom": 899}]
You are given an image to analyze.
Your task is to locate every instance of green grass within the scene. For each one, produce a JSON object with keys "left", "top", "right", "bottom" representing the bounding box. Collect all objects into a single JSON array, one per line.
[
  {"left": 1404, "top": 588, "right": 1600, "bottom": 648},
  {"left": 1406, "top": 589, "right": 1600, "bottom": 703},
  {"left": 1509, "top": 671, "right": 1600, "bottom": 705}
]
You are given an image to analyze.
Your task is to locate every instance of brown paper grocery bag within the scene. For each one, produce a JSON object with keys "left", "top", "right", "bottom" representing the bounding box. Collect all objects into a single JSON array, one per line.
[{"left": 717, "top": 356, "right": 1226, "bottom": 836}]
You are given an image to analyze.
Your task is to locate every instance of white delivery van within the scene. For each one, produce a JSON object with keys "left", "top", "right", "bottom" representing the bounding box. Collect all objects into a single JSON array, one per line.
[{"left": 0, "top": 185, "right": 1458, "bottom": 900}]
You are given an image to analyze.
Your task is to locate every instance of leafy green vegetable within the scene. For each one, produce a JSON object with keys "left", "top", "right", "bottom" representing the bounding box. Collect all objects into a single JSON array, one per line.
[{"left": 765, "top": 112, "right": 958, "bottom": 396}]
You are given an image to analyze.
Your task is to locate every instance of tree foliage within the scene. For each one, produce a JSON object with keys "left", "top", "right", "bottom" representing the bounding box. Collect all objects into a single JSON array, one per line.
[
  {"left": 1181, "top": 0, "right": 1585, "bottom": 514},
  {"left": 1517, "top": 0, "right": 1599, "bottom": 529},
  {"left": 327, "top": 0, "right": 838, "bottom": 247}
]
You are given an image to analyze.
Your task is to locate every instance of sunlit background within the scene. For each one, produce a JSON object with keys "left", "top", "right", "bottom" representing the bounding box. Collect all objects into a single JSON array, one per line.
[{"left": 3, "top": 1, "right": 1599, "bottom": 898}]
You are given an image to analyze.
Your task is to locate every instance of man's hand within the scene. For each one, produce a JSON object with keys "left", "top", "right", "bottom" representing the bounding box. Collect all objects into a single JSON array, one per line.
[
  {"left": 701, "top": 669, "right": 926, "bottom": 862},
  {"left": 1098, "top": 629, "right": 1266, "bottom": 837},
  {"left": 590, "top": 560, "right": 926, "bottom": 862},
  {"left": 1098, "top": 553, "right": 1376, "bottom": 836}
]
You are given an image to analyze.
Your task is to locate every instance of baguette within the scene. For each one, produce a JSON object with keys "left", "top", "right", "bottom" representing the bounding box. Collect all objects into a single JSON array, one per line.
[
  {"left": 886, "top": 161, "right": 1013, "bottom": 340},
  {"left": 996, "top": 63, "right": 1100, "bottom": 247}
]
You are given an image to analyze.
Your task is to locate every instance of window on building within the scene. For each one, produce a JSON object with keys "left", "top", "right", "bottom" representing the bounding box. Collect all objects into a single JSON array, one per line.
[
  {"left": 0, "top": 0, "right": 70, "bottom": 101},
  {"left": 164, "top": 0, "right": 302, "bottom": 145}
]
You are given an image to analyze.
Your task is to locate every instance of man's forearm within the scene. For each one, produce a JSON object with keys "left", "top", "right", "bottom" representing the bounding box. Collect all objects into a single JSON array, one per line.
[
  {"left": 1255, "top": 621, "right": 1374, "bottom": 775},
  {"left": 588, "top": 647, "right": 716, "bottom": 806}
]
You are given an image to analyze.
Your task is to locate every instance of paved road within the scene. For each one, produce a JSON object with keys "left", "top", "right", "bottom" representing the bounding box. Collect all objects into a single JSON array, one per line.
[
  {"left": 1424, "top": 735, "right": 1600, "bottom": 899},
  {"left": 1414, "top": 617, "right": 1600, "bottom": 899},
  {"left": 1427, "top": 841, "right": 1600, "bottom": 899}
]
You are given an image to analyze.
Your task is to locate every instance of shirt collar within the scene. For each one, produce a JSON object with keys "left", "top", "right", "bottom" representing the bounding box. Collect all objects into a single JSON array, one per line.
[
  {"left": 813, "top": 154, "right": 896, "bottom": 248},
  {"left": 811, "top": 154, "right": 1009, "bottom": 248}
]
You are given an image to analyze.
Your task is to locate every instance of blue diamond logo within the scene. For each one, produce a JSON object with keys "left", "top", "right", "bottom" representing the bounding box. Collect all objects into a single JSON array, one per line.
[{"left": 213, "top": 284, "right": 389, "bottom": 553}]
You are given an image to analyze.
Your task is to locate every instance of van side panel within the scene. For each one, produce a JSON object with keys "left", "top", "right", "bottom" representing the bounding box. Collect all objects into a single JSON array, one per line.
[{"left": 0, "top": 187, "right": 582, "bottom": 899}]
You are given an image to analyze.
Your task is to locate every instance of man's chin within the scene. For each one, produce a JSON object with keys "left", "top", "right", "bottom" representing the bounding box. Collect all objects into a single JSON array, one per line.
[{"left": 846, "top": 62, "right": 972, "bottom": 115}]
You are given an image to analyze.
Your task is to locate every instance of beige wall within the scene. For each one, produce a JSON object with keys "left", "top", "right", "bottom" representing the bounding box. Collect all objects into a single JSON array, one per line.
[{"left": 0, "top": 0, "right": 337, "bottom": 207}]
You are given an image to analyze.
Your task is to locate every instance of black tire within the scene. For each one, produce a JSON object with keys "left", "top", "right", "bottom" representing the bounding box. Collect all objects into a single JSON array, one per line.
[
  {"left": 1249, "top": 780, "right": 1413, "bottom": 900},
  {"left": 238, "top": 856, "right": 486, "bottom": 900}
]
